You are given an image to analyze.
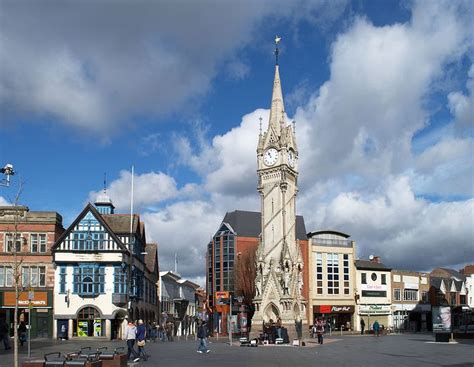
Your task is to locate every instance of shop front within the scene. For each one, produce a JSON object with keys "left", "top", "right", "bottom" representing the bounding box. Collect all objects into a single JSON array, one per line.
[
  {"left": 313, "top": 305, "right": 355, "bottom": 331},
  {"left": 73, "top": 306, "right": 105, "bottom": 337},
  {"left": 0, "top": 290, "right": 53, "bottom": 338},
  {"left": 358, "top": 304, "right": 391, "bottom": 329}
]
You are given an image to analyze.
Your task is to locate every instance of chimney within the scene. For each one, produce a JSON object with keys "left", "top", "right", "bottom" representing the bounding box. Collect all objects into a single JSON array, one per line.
[{"left": 371, "top": 256, "right": 380, "bottom": 263}]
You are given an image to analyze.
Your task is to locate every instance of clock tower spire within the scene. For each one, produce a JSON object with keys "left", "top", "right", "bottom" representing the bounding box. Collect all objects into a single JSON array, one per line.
[{"left": 253, "top": 37, "right": 306, "bottom": 338}]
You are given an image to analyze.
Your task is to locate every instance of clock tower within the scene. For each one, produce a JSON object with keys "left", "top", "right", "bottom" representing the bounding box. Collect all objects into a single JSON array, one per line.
[{"left": 252, "top": 37, "right": 307, "bottom": 337}]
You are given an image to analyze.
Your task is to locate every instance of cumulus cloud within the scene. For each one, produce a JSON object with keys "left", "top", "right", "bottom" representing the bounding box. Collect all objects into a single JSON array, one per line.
[
  {"left": 0, "top": 196, "right": 10, "bottom": 206},
  {"left": 79, "top": 0, "right": 473, "bottom": 282},
  {"left": 448, "top": 64, "right": 474, "bottom": 132},
  {"left": 88, "top": 170, "right": 179, "bottom": 212},
  {"left": 311, "top": 177, "right": 474, "bottom": 270},
  {"left": 0, "top": 0, "right": 347, "bottom": 133}
]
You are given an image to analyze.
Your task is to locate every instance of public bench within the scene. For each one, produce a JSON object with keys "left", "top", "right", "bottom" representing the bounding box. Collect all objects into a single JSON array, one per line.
[{"left": 96, "top": 347, "right": 127, "bottom": 367}]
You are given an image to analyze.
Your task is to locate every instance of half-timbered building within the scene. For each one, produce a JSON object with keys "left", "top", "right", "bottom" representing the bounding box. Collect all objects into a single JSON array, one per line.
[{"left": 52, "top": 194, "right": 158, "bottom": 339}]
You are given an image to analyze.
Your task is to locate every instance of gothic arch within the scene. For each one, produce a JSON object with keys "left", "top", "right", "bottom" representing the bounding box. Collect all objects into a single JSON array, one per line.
[{"left": 264, "top": 302, "right": 280, "bottom": 322}]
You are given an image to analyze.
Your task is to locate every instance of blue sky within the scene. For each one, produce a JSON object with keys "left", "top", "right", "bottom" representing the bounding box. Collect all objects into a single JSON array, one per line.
[{"left": 1, "top": 0, "right": 473, "bottom": 284}]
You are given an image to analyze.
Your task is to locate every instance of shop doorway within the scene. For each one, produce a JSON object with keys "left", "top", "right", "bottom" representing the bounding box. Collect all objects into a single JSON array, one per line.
[
  {"left": 73, "top": 306, "right": 104, "bottom": 337},
  {"left": 36, "top": 314, "right": 49, "bottom": 338}
]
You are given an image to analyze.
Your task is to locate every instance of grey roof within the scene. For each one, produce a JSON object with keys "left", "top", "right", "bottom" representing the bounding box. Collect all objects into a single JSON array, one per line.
[
  {"left": 221, "top": 210, "right": 307, "bottom": 240},
  {"left": 355, "top": 260, "right": 391, "bottom": 271},
  {"left": 144, "top": 243, "right": 158, "bottom": 274},
  {"left": 102, "top": 214, "right": 140, "bottom": 234},
  {"left": 430, "top": 277, "right": 444, "bottom": 289}
]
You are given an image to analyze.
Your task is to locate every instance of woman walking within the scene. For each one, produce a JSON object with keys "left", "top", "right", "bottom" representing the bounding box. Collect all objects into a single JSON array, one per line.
[{"left": 136, "top": 320, "right": 148, "bottom": 361}]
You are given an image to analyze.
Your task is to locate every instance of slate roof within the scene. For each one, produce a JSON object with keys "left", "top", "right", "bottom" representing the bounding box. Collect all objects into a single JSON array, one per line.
[
  {"left": 221, "top": 210, "right": 307, "bottom": 240},
  {"left": 144, "top": 243, "right": 158, "bottom": 274},
  {"left": 102, "top": 214, "right": 140, "bottom": 234},
  {"left": 430, "top": 276, "right": 465, "bottom": 292},
  {"left": 439, "top": 268, "right": 465, "bottom": 280},
  {"left": 354, "top": 259, "right": 391, "bottom": 271}
]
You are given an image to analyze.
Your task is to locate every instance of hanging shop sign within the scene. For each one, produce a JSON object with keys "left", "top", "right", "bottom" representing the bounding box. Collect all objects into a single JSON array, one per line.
[{"left": 3, "top": 291, "right": 48, "bottom": 307}]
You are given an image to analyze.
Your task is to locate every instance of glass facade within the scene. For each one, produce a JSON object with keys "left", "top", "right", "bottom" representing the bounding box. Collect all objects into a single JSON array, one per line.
[
  {"left": 73, "top": 265, "right": 105, "bottom": 296},
  {"left": 211, "top": 225, "right": 235, "bottom": 294}
]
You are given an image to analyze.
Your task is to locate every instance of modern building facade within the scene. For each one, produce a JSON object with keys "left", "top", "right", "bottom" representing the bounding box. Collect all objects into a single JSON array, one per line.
[
  {"left": 206, "top": 210, "right": 308, "bottom": 333},
  {"left": 0, "top": 206, "right": 64, "bottom": 338},
  {"left": 391, "top": 269, "right": 430, "bottom": 331},
  {"left": 159, "top": 271, "right": 199, "bottom": 336},
  {"left": 52, "top": 194, "right": 158, "bottom": 340},
  {"left": 307, "top": 231, "right": 357, "bottom": 330},
  {"left": 355, "top": 257, "right": 392, "bottom": 331}
]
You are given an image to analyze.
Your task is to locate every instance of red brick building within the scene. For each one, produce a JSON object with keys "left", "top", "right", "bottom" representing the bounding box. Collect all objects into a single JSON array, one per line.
[{"left": 0, "top": 206, "right": 64, "bottom": 338}]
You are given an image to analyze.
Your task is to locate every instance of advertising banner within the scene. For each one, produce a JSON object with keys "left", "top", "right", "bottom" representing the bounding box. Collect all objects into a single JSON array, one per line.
[{"left": 432, "top": 306, "right": 451, "bottom": 332}]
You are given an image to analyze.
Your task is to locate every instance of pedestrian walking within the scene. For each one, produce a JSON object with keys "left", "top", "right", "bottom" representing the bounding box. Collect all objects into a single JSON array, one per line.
[
  {"left": 125, "top": 319, "right": 140, "bottom": 362},
  {"left": 18, "top": 321, "right": 27, "bottom": 347},
  {"left": 136, "top": 320, "right": 148, "bottom": 361},
  {"left": 360, "top": 318, "right": 365, "bottom": 335},
  {"left": 150, "top": 322, "right": 157, "bottom": 342},
  {"left": 373, "top": 320, "right": 380, "bottom": 337},
  {"left": 196, "top": 320, "right": 210, "bottom": 353},
  {"left": 0, "top": 319, "right": 11, "bottom": 350},
  {"left": 316, "top": 318, "right": 325, "bottom": 345}
]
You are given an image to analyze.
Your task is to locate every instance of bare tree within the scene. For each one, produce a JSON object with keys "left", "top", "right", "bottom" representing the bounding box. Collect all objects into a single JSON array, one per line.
[
  {"left": 234, "top": 248, "right": 257, "bottom": 328},
  {"left": 5, "top": 183, "right": 24, "bottom": 367}
]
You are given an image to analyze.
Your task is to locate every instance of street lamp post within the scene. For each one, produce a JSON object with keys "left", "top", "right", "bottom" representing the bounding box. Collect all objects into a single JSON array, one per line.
[{"left": 0, "top": 164, "right": 15, "bottom": 187}]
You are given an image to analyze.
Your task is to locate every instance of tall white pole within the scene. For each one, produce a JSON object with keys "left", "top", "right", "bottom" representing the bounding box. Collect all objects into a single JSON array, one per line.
[{"left": 129, "top": 165, "right": 134, "bottom": 249}]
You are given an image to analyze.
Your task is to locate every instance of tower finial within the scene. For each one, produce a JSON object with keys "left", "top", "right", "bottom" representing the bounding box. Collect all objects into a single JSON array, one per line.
[
  {"left": 292, "top": 120, "right": 296, "bottom": 133},
  {"left": 274, "top": 35, "right": 281, "bottom": 65},
  {"left": 103, "top": 172, "right": 107, "bottom": 194},
  {"left": 259, "top": 116, "right": 263, "bottom": 135}
]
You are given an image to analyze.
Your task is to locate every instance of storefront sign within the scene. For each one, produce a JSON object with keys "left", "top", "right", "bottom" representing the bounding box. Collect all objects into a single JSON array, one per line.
[
  {"left": 361, "top": 284, "right": 388, "bottom": 291},
  {"left": 359, "top": 304, "right": 391, "bottom": 314},
  {"left": 3, "top": 291, "right": 48, "bottom": 307},
  {"left": 313, "top": 305, "right": 355, "bottom": 314},
  {"left": 404, "top": 282, "right": 419, "bottom": 290}
]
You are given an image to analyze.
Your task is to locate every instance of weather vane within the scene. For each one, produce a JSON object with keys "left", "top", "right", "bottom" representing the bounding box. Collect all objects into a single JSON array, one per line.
[{"left": 274, "top": 35, "right": 281, "bottom": 65}]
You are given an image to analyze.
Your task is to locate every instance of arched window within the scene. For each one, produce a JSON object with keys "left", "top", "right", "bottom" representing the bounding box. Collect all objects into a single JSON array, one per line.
[{"left": 77, "top": 306, "right": 101, "bottom": 320}]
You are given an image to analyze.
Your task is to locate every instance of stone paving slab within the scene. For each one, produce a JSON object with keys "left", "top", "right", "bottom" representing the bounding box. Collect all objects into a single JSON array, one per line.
[{"left": 0, "top": 333, "right": 472, "bottom": 367}]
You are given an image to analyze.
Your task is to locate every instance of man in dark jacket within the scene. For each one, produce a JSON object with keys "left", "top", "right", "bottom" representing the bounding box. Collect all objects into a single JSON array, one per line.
[
  {"left": 196, "top": 320, "right": 210, "bottom": 354},
  {"left": 0, "top": 319, "right": 11, "bottom": 350},
  {"left": 360, "top": 319, "right": 365, "bottom": 335}
]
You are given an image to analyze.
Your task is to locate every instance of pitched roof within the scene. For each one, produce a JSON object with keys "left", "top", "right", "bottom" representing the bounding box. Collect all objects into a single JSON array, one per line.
[
  {"left": 52, "top": 203, "right": 128, "bottom": 253},
  {"left": 221, "top": 210, "right": 307, "bottom": 240},
  {"left": 431, "top": 267, "right": 465, "bottom": 281},
  {"left": 102, "top": 214, "right": 140, "bottom": 234},
  {"left": 355, "top": 259, "right": 391, "bottom": 271},
  {"left": 144, "top": 243, "right": 158, "bottom": 273}
]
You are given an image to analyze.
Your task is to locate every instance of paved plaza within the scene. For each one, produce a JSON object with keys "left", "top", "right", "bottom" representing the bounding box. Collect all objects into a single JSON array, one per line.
[{"left": 0, "top": 333, "right": 473, "bottom": 367}]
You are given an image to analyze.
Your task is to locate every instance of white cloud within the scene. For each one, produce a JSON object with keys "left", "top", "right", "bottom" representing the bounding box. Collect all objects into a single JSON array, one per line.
[
  {"left": 88, "top": 170, "right": 179, "bottom": 212},
  {"left": 448, "top": 64, "right": 474, "bottom": 132},
  {"left": 310, "top": 176, "right": 474, "bottom": 270},
  {"left": 0, "top": 0, "right": 347, "bottom": 133},
  {"left": 80, "top": 0, "right": 473, "bottom": 280},
  {"left": 0, "top": 196, "right": 10, "bottom": 206}
]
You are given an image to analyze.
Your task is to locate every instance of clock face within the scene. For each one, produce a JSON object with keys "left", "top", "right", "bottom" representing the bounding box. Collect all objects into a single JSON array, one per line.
[
  {"left": 287, "top": 150, "right": 295, "bottom": 168},
  {"left": 264, "top": 148, "right": 279, "bottom": 166}
]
